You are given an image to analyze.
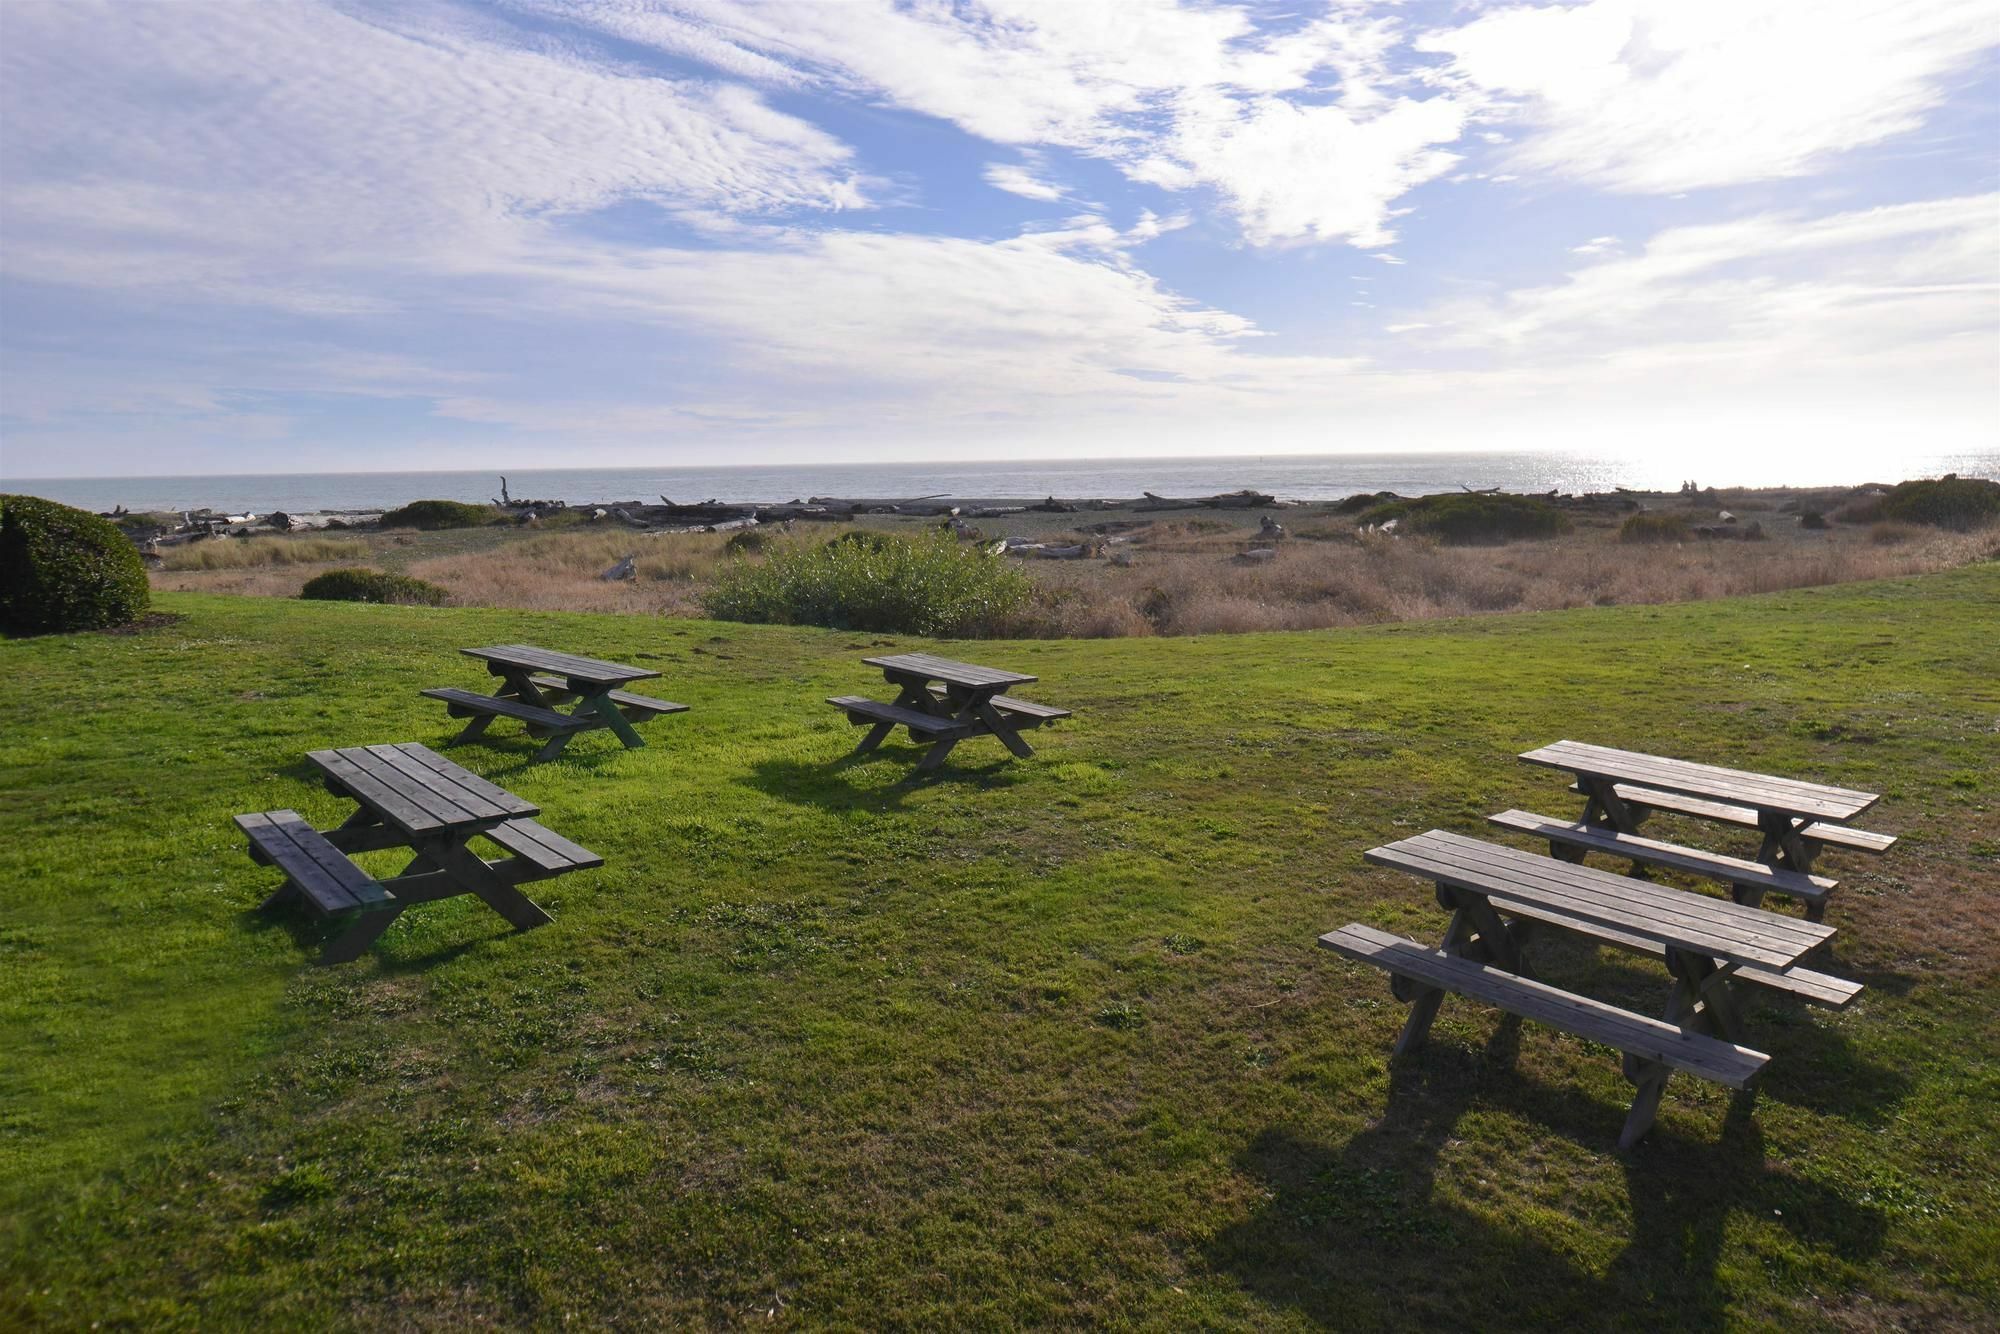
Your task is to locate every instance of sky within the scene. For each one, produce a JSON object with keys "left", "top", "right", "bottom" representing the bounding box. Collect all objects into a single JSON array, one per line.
[{"left": 0, "top": 0, "right": 1996, "bottom": 479}]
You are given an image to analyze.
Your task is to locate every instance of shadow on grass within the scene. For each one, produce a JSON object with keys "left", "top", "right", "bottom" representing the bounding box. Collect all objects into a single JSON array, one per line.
[
  {"left": 744, "top": 749, "right": 1025, "bottom": 811},
  {"left": 1208, "top": 1029, "right": 1887, "bottom": 1329}
]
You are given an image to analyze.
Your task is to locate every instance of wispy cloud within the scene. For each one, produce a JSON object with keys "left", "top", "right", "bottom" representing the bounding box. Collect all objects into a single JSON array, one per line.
[{"left": 984, "top": 162, "right": 1067, "bottom": 202}]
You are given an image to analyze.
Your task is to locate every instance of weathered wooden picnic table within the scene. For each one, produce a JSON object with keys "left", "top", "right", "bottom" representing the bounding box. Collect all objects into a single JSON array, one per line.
[
  {"left": 234, "top": 742, "right": 600, "bottom": 963},
  {"left": 423, "top": 643, "right": 687, "bottom": 761},
  {"left": 1324, "top": 828, "right": 1850, "bottom": 1147},
  {"left": 827, "top": 652, "right": 1070, "bottom": 771},
  {"left": 1507, "top": 740, "right": 1893, "bottom": 920}
]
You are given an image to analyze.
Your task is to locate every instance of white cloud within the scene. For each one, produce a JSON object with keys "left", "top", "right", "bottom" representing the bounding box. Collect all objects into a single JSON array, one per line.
[
  {"left": 0, "top": 1, "right": 868, "bottom": 304},
  {"left": 1570, "top": 236, "right": 1621, "bottom": 256},
  {"left": 538, "top": 0, "right": 1467, "bottom": 248},
  {"left": 1425, "top": 0, "right": 1999, "bottom": 193},
  {"left": 984, "top": 163, "right": 1067, "bottom": 202}
]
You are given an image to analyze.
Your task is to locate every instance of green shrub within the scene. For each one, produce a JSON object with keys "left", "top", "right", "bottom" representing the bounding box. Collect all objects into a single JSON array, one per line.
[
  {"left": 1333, "top": 490, "right": 1398, "bottom": 515},
  {"left": 0, "top": 494, "right": 151, "bottom": 634},
  {"left": 703, "top": 530, "right": 1029, "bottom": 635},
  {"left": 1877, "top": 476, "right": 2000, "bottom": 530},
  {"left": 299, "top": 568, "right": 449, "bottom": 606},
  {"left": 1360, "top": 493, "right": 1571, "bottom": 545},
  {"left": 1619, "top": 512, "right": 1690, "bottom": 543},
  {"left": 378, "top": 499, "right": 496, "bottom": 530}
]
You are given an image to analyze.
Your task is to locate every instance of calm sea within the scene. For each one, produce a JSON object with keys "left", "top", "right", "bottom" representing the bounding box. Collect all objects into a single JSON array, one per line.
[{"left": 9, "top": 449, "right": 1998, "bottom": 514}]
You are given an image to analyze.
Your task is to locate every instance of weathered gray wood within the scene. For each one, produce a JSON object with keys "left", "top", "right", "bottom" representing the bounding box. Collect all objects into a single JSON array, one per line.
[
  {"left": 924, "top": 686, "right": 1070, "bottom": 723},
  {"left": 1577, "top": 783, "right": 1895, "bottom": 854},
  {"left": 308, "top": 748, "right": 452, "bottom": 837},
  {"left": 526, "top": 675, "right": 689, "bottom": 716},
  {"left": 482, "top": 818, "right": 603, "bottom": 875},
  {"left": 462, "top": 644, "right": 660, "bottom": 686},
  {"left": 1522, "top": 740, "right": 1878, "bottom": 823},
  {"left": 1364, "top": 831, "right": 1832, "bottom": 970},
  {"left": 863, "top": 652, "right": 1036, "bottom": 689},
  {"left": 422, "top": 687, "right": 586, "bottom": 733},
  {"left": 826, "top": 695, "right": 977, "bottom": 738},
  {"left": 1321, "top": 924, "right": 1769, "bottom": 1088},
  {"left": 1488, "top": 809, "right": 1835, "bottom": 908},
  {"left": 235, "top": 810, "right": 389, "bottom": 915}
]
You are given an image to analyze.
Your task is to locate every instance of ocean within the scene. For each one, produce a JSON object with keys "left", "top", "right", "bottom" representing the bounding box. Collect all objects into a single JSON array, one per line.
[{"left": 8, "top": 448, "right": 1997, "bottom": 515}]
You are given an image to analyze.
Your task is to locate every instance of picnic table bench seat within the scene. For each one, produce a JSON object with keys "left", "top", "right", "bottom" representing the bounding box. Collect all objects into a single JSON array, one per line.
[
  {"left": 923, "top": 686, "right": 1071, "bottom": 723},
  {"left": 235, "top": 810, "right": 391, "bottom": 916},
  {"left": 525, "top": 675, "right": 689, "bottom": 718},
  {"left": 1321, "top": 923, "right": 1770, "bottom": 1088},
  {"left": 481, "top": 818, "right": 605, "bottom": 880},
  {"left": 827, "top": 695, "right": 976, "bottom": 739},
  {"left": 1489, "top": 808, "right": 1837, "bottom": 914},
  {"left": 421, "top": 686, "right": 586, "bottom": 735},
  {"left": 1565, "top": 782, "right": 1895, "bottom": 856}
]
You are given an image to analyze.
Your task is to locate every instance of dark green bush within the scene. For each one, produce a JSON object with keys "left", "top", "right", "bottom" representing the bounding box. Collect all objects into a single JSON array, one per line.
[
  {"left": 299, "top": 567, "right": 449, "bottom": 606},
  {"left": 1333, "top": 490, "right": 1399, "bottom": 515},
  {"left": 378, "top": 499, "right": 496, "bottom": 530},
  {"left": 0, "top": 494, "right": 151, "bottom": 634},
  {"left": 703, "top": 530, "right": 1029, "bottom": 635},
  {"left": 1360, "top": 493, "right": 1571, "bottom": 545},
  {"left": 1619, "top": 512, "right": 1690, "bottom": 543},
  {"left": 1877, "top": 476, "right": 2000, "bottom": 530}
]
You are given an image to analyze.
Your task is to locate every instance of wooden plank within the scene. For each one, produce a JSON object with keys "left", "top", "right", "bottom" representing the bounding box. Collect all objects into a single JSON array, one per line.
[
  {"left": 924, "top": 686, "right": 1069, "bottom": 721},
  {"left": 308, "top": 748, "right": 450, "bottom": 837},
  {"left": 483, "top": 818, "right": 603, "bottom": 873},
  {"left": 235, "top": 810, "right": 388, "bottom": 914},
  {"left": 1363, "top": 832, "right": 1830, "bottom": 968},
  {"left": 1396, "top": 832, "right": 1832, "bottom": 956},
  {"left": 826, "top": 695, "right": 976, "bottom": 738},
  {"left": 422, "top": 687, "right": 587, "bottom": 731},
  {"left": 1569, "top": 784, "right": 1896, "bottom": 854},
  {"left": 1486, "top": 896, "right": 1863, "bottom": 1009},
  {"left": 1320, "top": 923, "right": 1769, "bottom": 1087},
  {"left": 526, "top": 676, "right": 689, "bottom": 715},
  {"left": 1521, "top": 740, "right": 1877, "bottom": 822},
  {"left": 363, "top": 744, "right": 509, "bottom": 824},
  {"left": 862, "top": 652, "right": 1036, "bottom": 688},
  {"left": 463, "top": 644, "right": 658, "bottom": 685},
  {"left": 1488, "top": 809, "right": 1835, "bottom": 904},
  {"left": 373, "top": 742, "right": 536, "bottom": 823}
]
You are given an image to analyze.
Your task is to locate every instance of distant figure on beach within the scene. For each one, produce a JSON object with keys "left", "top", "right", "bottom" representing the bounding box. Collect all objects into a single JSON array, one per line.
[{"left": 1258, "top": 515, "right": 1286, "bottom": 541}]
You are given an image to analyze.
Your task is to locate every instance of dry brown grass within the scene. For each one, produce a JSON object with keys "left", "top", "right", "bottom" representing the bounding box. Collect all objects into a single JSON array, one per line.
[
  {"left": 1002, "top": 526, "right": 1994, "bottom": 636},
  {"left": 156, "top": 534, "right": 370, "bottom": 570},
  {"left": 407, "top": 529, "right": 736, "bottom": 614}
]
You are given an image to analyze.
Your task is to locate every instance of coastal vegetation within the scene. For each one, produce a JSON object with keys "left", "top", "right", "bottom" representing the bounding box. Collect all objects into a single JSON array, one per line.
[
  {"left": 379, "top": 498, "right": 498, "bottom": 531},
  {"left": 1872, "top": 476, "right": 2000, "bottom": 530},
  {"left": 703, "top": 530, "right": 1030, "bottom": 636},
  {"left": 1358, "top": 491, "right": 1571, "bottom": 544},
  {"left": 0, "top": 494, "right": 151, "bottom": 634},
  {"left": 2, "top": 568, "right": 1996, "bottom": 1325},
  {"left": 156, "top": 534, "right": 370, "bottom": 570},
  {"left": 299, "top": 567, "right": 449, "bottom": 606}
]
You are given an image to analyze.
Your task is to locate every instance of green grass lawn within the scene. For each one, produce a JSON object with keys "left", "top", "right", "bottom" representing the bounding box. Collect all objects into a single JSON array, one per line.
[{"left": 4, "top": 566, "right": 1997, "bottom": 1329}]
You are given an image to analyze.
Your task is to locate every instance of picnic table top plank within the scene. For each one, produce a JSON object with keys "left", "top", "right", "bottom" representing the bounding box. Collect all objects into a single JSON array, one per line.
[
  {"left": 1365, "top": 830, "right": 1832, "bottom": 970},
  {"left": 861, "top": 652, "right": 1036, "bottom": 689},
  {"left": 1521, "top": 740, "right": 1878, "bottom": 823},
  {"left": 309, "top": 742, "right": 536, "bottom": 836},
  {"left": 462, "top": 643, "right": 660, "bottom": 686}
]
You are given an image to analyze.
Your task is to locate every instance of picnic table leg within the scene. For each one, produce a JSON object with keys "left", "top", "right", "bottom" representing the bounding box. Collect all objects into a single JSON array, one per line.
[
  {"left": 975, "top": 701, "right": 1035, "bottom": 759},
  {"left": 418, "top": 836, "right": 554, "bottom": 929},
  {"left": 1754, "top": 814, "right": 1829, "bottom": 921},
  {"left": 449, "top": 714, "right": 496, "bottom": 746},
  {"left": 1577, "top": 776, "right": 1644, "bottom": 833},
  {"left": 318, "top": 904, "right": 405, "bottom": 966},
  {"left": 851, "top": 720, "right": 896, "bottom": 755},
  {"left": 1392, "top": 904, "right": 1476, "bottom": 1056},
  {"left": 580, "top": 689, "right": 648, "bottom": 750},
  {"left": 915, "top": 737, "right": 961, "bottom": 772}
]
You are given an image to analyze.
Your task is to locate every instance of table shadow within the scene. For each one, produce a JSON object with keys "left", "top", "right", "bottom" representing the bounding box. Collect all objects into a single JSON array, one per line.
[
  {"left": 743, "top": 750, "right": 1025, "bottom": 811},
  {"left": 1205, "top": 1026, "right": 1886, "bottom": 1329}
]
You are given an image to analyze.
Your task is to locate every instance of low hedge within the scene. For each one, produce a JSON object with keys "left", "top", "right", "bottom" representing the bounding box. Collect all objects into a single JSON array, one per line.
[
  {"left": 1877, "top": 476, "right": 2000, "bottom": 530},
  {"left": 299, "top": 568, "right": 449, "bottom": 606},
  {"left": 0, "top": 494, "right": 151, "bottom": 634},
  {"left": 1360, "top": 492, "right": 1571, "bottom": 545},
  {"left": 378, "top": 499, "right": 496, "bottom": 531}
]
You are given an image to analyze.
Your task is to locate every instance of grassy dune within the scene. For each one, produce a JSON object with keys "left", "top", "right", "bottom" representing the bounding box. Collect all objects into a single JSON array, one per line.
[{"left": 3, "top": 567, "right": 1997, "bottom": 1327}]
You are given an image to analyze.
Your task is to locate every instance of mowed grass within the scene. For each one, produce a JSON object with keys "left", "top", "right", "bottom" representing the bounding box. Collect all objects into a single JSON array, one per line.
[{"left": 2, "top": 567, "right": 1997, "bottom": 1328}]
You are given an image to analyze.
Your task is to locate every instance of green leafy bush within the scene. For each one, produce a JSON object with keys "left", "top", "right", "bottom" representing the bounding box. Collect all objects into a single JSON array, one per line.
[
  {"left": 1360, "top": 493, "right": 1571, "bottom": 545},
  {"left": 1877, "top": 476, "right": 2000, "bottom": 530},
  {"left": 703, "top": 530, "right": 1029, "bottom": 635},
  {"left": 299, "top": 568, "right": 449, "bottom": 606},
  {"left": 378, "top": 499, "right": 496, "bottom": 530},
  {"left": 0, "top": 494, "right": 151, "bottom": 634},
  {"left": 1618, "top": 512, "right": 1690, "bottom": 543}
]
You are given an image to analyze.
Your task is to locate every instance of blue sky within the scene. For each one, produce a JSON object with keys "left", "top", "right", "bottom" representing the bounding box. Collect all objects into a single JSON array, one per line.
[{"left": 0, "top": 0, "right": 1995, "bottom": 478}]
